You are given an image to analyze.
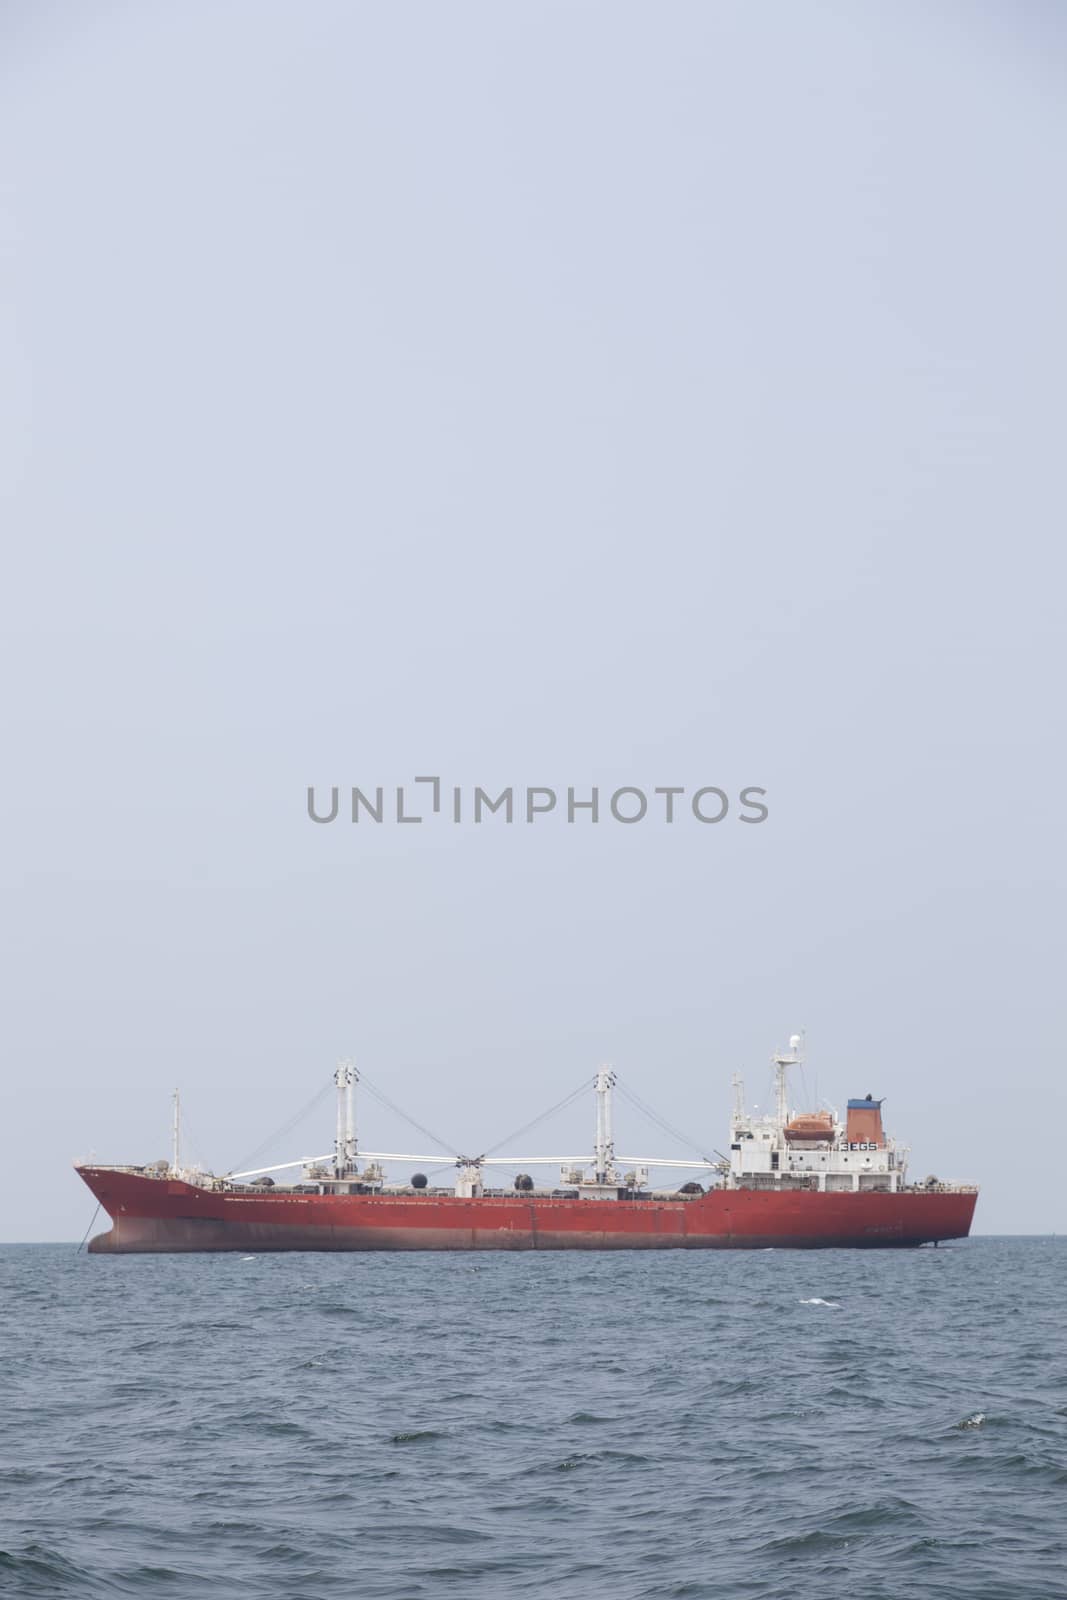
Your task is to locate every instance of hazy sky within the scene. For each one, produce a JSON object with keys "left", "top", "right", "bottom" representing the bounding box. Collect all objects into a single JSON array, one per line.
[{"left": 2, "top": 1, "right": 1064, "bottom": 1238}]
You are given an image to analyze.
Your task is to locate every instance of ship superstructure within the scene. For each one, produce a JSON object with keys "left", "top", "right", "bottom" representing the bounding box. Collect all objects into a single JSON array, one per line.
[
  {"left": 76, "top": 1034, "right": 977, "bottom": 1252},
  {"left": 728, "top": 1035, "right": 907, "bottom": 1193}
]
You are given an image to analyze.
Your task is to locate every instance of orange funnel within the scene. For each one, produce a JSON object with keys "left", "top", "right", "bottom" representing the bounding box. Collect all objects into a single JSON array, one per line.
[{"left": 845, "top": 1097, "right": 885, "bottom": 1145}]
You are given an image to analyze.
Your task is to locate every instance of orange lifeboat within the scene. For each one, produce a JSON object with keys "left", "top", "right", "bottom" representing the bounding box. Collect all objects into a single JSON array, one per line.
[{"left": 783, "top": 1111, "right": 835, "bottom": 1144}]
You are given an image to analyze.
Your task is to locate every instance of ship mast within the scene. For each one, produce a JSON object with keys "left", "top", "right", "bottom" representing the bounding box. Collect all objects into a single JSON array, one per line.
[
  {"left": 772, "top": 1034, "right": 803, "bottom": 1128},
  {"left": 334, "top": 1060, "right": 358, "bottom": 1176},
  {"left": 172, "top": 1087, "right": 181, "bottom": 1175},
  {"left": 731, "top": 1072, "right": 745, "bottom": 1132},
  {"left": 593, "top": 1066, "right": 617, "bottom": 1183}
]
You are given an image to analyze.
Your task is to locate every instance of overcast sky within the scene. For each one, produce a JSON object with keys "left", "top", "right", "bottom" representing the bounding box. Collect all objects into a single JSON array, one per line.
[{"left": 2, "top": 1, "right": 1064, "bottom": 1238}]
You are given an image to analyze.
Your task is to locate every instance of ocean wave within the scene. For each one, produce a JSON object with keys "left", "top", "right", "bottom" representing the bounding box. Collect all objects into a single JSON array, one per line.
[{"left": 2, "top": 1238, "right": 1065, "bottom": 1599}]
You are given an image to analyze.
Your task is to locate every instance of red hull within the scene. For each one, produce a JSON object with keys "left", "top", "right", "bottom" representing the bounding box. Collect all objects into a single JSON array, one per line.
[{"left": 77, "top": 1167, "right": 977, "bottom": 1253}]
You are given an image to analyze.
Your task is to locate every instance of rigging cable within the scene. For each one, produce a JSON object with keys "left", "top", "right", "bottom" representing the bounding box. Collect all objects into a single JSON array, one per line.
[
  {"left": 483, "top": 1077, "right": 592, "bottom": 1158},
  {"left": 176, "top": 1111, "right": 213, "bottom": 1175},
  {"left": 614, "top": 1080, "right": 725, "bottom": 1166},
  {"left": 358, "top": 1072, "right": 461, "bottom": 1158},
  {"left": 227, "top": 1078, "right": 335, "bottom": 1176}
]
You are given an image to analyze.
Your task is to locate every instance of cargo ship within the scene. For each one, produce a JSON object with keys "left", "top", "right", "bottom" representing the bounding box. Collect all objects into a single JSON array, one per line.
[{"left": 77, "top": 1036, "right": 977, "bottom": 1252}]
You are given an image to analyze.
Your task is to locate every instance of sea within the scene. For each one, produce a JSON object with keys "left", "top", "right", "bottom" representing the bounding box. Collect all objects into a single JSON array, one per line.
[{"left": 1, "top": 1238, "right": 1064, "bottom": 1599}]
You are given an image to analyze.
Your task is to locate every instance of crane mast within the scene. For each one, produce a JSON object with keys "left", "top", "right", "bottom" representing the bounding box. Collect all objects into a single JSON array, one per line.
[
  {"left": 334, "top": 1060, "right": 358, "bottom": 1176},
  {"left": 593, "top": 1066, "right": 617, "bottom": 1183}
]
